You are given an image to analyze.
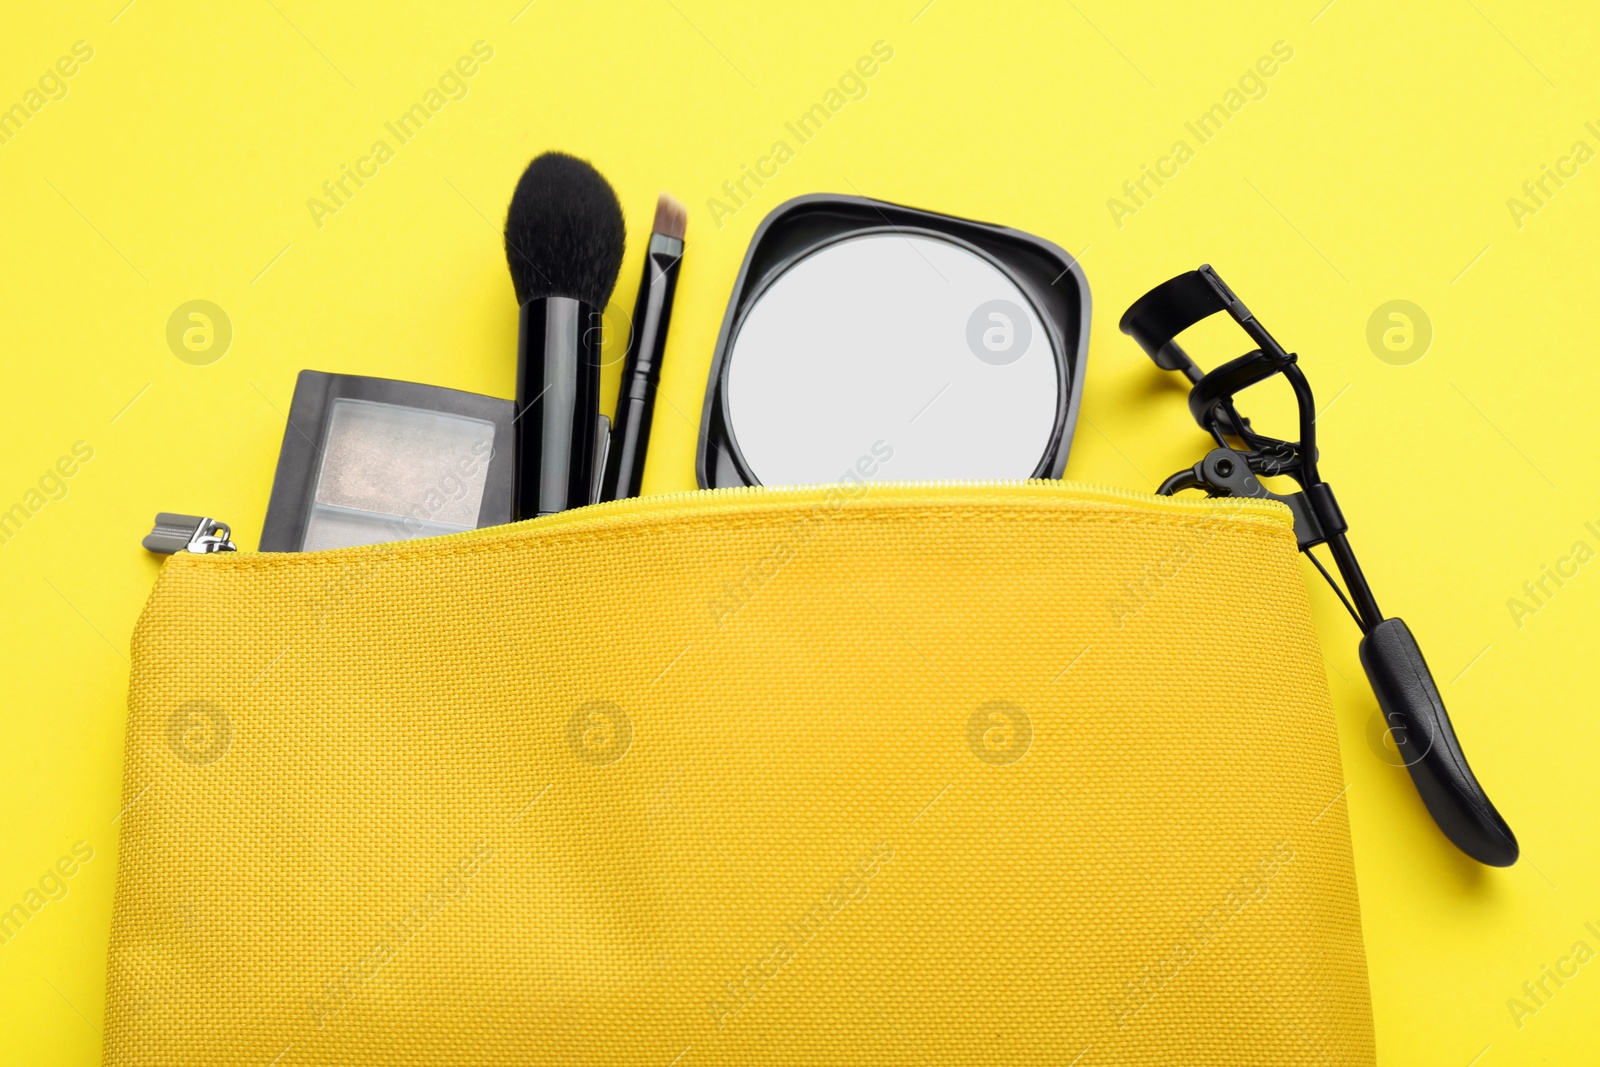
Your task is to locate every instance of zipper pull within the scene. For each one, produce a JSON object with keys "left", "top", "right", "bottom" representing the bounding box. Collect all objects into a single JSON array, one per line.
[{"left": 143, "top": 513, "right": 238, "bottom": 555}]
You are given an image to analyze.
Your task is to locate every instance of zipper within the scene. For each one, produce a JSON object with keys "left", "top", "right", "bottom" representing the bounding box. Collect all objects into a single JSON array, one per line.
[
  {"left": 142, "top": 513, "right": 238, "bottom": 555},
  {"left": 151, "top": 480, "right": 1287, "bottom": 559}
]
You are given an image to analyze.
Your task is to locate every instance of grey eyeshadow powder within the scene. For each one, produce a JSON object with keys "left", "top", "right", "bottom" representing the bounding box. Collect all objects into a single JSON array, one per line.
[{"left": 304, "top": 399, "right": 493, "bottom": 548}]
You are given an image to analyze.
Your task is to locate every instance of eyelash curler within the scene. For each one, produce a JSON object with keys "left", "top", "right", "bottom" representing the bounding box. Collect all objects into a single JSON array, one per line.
[{"left": 1119, "top": 265, "right": 1517, "bottom": 867}]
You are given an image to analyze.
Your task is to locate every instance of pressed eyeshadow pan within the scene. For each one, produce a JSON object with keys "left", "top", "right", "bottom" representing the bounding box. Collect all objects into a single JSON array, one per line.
[{"left": 303, "top": 400, "right": 495, "bottom": 549}]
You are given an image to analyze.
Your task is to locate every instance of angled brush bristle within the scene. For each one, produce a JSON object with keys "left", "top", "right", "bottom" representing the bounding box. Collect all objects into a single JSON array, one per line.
[
  {"left": 652, "top": 193, "right": 687, "bottom": 240},
  {"left": 504, "top": 152, "right": 626, "bottom": 306}
]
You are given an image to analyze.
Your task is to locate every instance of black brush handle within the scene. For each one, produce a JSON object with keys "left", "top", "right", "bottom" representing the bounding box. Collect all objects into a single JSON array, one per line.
[
  {"left": 1359, "top": 618, "right": 1519, "bottom": 866},
  {"left": 515, "top": 296, "right": 602, "bottom": 518},
  {"left": 600, "top": 232, "right": 682, "bottom": 502}
]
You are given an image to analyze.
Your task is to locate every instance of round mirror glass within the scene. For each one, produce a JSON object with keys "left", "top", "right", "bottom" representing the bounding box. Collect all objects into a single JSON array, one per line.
[{"left": 725, "top": 232, "right": 1060, "bottom": 485}]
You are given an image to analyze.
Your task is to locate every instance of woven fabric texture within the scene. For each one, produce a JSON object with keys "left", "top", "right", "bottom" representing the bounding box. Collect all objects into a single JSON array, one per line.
[{"left": 107, "top": 483, "right": 1374, "bottom": 1065}]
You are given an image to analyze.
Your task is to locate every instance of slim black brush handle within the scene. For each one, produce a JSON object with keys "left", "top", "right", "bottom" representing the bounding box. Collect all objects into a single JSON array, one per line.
[
  {"left": 600, "top": 232, "right": 682, "bottom": 501},
  {"left": 515, "top": 295, "right": 602, "bottom": 518}
]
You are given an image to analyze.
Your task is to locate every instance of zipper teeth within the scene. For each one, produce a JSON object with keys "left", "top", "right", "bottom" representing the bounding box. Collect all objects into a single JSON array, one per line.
[{"left": 204, "top": 479, "right": 1287, "bottom": 559}]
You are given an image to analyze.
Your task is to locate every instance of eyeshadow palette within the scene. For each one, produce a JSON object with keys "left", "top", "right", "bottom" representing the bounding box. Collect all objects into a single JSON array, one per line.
[{"left": 259, "top": 371, "right": 516, "bottom": 552}]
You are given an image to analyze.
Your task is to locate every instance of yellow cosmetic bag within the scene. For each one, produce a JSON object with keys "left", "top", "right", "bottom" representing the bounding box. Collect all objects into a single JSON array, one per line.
[{"left": 106, "top": 482, "right": 1374, "bottom": 1065}]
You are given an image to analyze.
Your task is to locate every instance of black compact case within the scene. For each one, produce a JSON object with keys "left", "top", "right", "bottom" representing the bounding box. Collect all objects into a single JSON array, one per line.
[
  {"left": 260, "top": 371, "right": 516, "bottom": 552},
  {"left": 697, "top": 193, "right": 1090, "bottom": 489}
]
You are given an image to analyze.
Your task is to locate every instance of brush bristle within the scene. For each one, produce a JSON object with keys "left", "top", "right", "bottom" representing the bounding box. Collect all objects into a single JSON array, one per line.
[
  {"left": 652, "top": 193, "right": 687, "bottom": 240},
  {"left": 504, "top": 152, "right": 626, "bottom": 306}
]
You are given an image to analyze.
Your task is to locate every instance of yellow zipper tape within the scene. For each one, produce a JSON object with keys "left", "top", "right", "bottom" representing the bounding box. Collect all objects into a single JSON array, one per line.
[{"left": 174, "top": 479, "right": 1293, "bottom": 565}]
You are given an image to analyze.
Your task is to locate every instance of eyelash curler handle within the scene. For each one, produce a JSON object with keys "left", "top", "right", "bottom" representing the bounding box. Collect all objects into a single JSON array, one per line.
[{"left": 1360, "top": 618, "right": 1519, "bottom": 865}]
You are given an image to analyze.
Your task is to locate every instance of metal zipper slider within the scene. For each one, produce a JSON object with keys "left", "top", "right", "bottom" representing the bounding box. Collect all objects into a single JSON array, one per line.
[{"left": 143, "top": 513, "right": 238, "bottom": 555}]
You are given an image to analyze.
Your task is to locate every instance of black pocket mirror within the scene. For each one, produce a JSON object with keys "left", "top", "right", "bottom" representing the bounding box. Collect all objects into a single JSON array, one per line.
[{"left": 698, "top": 194, "right": 1089, "bottom": 488}]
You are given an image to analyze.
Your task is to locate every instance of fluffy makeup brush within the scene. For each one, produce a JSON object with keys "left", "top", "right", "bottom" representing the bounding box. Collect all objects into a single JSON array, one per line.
[
  {"left": 503, "top": 152, "right": 627, "bottom": 517},
  {"left": 504, "top": 151, "right": 626, "bottom": 307}
]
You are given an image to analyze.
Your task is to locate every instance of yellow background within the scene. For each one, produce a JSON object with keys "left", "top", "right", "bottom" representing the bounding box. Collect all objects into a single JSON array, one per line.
[{"left": 1, "top": 1, "right": 1595, "bottom": 1063}]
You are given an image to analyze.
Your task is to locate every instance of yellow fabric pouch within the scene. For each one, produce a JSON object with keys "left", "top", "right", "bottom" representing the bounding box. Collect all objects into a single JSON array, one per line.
[{"left": 107, "top": 482, "right": 1374, "bottom": 1065}]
